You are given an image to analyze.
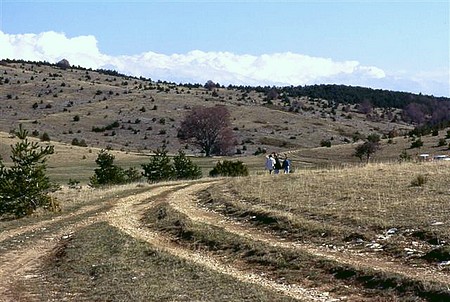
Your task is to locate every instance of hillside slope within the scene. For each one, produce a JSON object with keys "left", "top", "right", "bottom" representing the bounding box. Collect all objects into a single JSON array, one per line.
[{"left": 0, "top": 60, "right": 418, "bottom": 155}]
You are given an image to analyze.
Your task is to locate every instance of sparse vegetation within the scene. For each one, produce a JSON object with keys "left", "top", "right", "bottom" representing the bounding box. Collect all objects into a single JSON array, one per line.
[{"left": 0, "top": 60, "right": 450, "bottom": 301}]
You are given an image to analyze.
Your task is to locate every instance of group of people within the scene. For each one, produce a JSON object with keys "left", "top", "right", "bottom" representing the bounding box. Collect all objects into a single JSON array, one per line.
[{"left": 265, "top": 153, "right": 290, "bottom": 174}]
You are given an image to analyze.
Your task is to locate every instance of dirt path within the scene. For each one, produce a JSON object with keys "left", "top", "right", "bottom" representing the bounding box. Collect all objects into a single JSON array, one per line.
[
  {"left": 166, "top": 182, "right": 450, "bottom": 286},
  {"left": 0, "top": 203, "right": 106, "bottom": 243},
  {"left": 0, "top": 186, "right": 179, "bottom": 302},
  {"left": 3, "top": 179, "right": 449, "bottom": 301},
  {"left": 106, "top": 181, "right": 336, "bottom": 302}
]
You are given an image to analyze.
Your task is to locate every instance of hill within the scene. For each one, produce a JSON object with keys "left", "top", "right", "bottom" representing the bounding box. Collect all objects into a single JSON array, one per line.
[{"left": 3, "top": 59, "right": 446, "bottom": 155}]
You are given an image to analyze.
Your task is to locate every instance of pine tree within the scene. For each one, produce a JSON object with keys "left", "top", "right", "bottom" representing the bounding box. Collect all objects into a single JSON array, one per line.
[
  {"left": 142, "top": 145, "right": 174, "bottom": 182},
  {"left": 173, "top": 150, "right": 202, "bottom": 180},
  {"left": 0, "top": 125, "right": 58, "bottom": 218},
  {"left": 89, "top": 149, "right": 126, "bottom": 186}
]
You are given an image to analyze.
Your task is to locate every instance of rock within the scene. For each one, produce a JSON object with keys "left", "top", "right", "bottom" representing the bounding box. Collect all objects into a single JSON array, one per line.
[
  {"left": 56, "top": 58, "right": 71, "bottom": 70},
  {"left": 386, "top": 228, "right": 398, "bottom": 235}
]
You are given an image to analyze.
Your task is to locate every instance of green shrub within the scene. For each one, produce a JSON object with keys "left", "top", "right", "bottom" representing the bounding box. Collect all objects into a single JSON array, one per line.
[
  {"left": 438, "top": 138, "right": 446, "bottom": 147},
  {"left": 41, "top": 132, "right": 51, "bottom": 142},
  {"left": 173, "top": 150, "right": 202, "bottom": 180},
  {"left": 124, "top": 167, "right": 142, "bottom": 183},
  {"left": 410, "top": 138, "right": 423, "bottom": 149},
  {"left": 320, "top": 139, "right": 331, "bottom": 147},
  {"left": 398, "top": 149, "right": 411, "bottom": 162},
  {"left": 0, "top": 125, "right": 59, "bottom": 218},
  {"left": 68, "top": 179, "right": 81, "bottom": 189},
  {"left": 142, "top": 145, "right": 174, "bottom": 182},
  {"left": 89, "top": 150, "right": 126, "bottom": 187},
  {"left": 209, "top": 160, "right": 249, "bottom": 177}
]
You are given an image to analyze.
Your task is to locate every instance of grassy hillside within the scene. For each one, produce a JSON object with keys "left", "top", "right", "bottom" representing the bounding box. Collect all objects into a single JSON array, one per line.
[{"left": 0, "top": 60, "right": 417, "bottom": 156}]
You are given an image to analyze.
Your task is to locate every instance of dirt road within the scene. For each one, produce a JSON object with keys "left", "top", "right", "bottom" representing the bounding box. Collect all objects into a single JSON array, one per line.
[{"left": 1, "top": 180, "right": 449, "bottom": 301}]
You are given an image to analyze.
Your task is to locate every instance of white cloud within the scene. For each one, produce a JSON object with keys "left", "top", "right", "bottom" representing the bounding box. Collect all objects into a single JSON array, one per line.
[{"left": 0, "top": 31, "right": 448, "bottom": 96}]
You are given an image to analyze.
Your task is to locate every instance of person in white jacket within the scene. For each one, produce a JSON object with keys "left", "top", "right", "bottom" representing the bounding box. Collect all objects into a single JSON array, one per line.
[{"left": 265, "top": 154, "right": 276, "bottom": 174}]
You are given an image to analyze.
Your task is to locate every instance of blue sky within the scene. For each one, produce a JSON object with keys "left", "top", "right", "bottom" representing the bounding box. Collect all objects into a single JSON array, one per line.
[{"left": 1, "top": 0, "right": 449, "bottom": 96}]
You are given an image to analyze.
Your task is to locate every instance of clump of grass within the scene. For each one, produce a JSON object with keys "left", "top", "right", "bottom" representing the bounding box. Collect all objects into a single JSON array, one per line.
[{"left": 411, "top": 174, "right": 427, "bottom": 187}]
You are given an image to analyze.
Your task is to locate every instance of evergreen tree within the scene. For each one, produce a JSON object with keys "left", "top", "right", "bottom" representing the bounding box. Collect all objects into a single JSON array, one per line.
[
  {"left": 0, "top": 125, "right": 58, "bottom": 218},
  {"left": 142, "top": 145, "right": 174, "bottom": 182},
  {"left": 90, "top": 149, "right": 126, "bottom": 186},
  {"left": 173, "top": 150, "right": 202, "bottom": 180}
]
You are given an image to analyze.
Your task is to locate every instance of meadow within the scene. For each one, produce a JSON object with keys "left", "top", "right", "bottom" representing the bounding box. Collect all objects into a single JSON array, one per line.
[{"left": 1, "top": 60, "right": 450, "bottom": 301}]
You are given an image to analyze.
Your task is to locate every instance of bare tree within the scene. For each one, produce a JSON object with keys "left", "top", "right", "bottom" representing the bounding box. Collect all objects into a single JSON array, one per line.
[
  {"left": 354, "top": 133, "right": 381, "bottom": 163},
  {"left": 178, "top": 105, "right": 235, "bottom": 156}
]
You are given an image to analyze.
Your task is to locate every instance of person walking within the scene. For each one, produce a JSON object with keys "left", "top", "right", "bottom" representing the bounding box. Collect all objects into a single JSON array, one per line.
[
  {"left": 265, "top": 154, "right": 276, "bottom": 174},
  {"left": 274, "top": 153, "right": 282, "bottom": 174},
  {"left": 282, "top": 156, "right": 290, "bottom": 174}
]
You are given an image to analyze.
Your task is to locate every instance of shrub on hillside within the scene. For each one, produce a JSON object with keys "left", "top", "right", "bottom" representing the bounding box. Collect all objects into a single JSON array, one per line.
[
  {"left": 141, "top": 146, "right": 203, "bottom": 183},
  {"left": 41, "top": 132, "right": 51, "bottom": 142},
  {"left": 320, "top": 139, "right": 331, "bottom": 147},
  {"left": 0, "top": 125, "right": 59, "bottom": 218},
  {"left": 209, "top": 160, "right": 249, "bottom": 177},
  {"left": 410, "top": 138, "right": 423, "bottom": 149}
]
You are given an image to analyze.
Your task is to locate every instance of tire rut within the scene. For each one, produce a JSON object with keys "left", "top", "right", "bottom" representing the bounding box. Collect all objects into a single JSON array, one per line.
[
  {"left": 107, "top": 181, "right": 338, "bottom": 302},
  {"left": 166, "top": 182, "right": 450, "bottom": 287},
  {"left": 0, "top": 186, "right": 176, "bottom": 302}
]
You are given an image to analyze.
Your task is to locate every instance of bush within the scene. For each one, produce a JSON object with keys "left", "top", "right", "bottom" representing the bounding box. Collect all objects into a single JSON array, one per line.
[
  {"left": 41, "top": 132, "right": 51, "bottom": 142},
  {"left": 438, "top": 138, "right": 446, "bottom": 147},
  {"left": 209, "top": 160, "right": 249, "bottom": 177},
  {"left": 410, "top": 138, "right": 423, "bottom": 149},
  {"left": 72, "top": 138, "right": 87, "bottom": 147},
  {"left": 142, "top": 145, "right": 174, "bottom": 182},
  {"left": 0, "top": 125, "right": 59, "bottom": 218},
  {"left": 411, "top": 174, "right": 427, "bottom": 187},
  {"left": 173, "top": 150, "right": 202, "bottom": 180},
  {"left": 398, "top": 149, "right": 411, "bottom": 162},
  {"left": 89, "top": 150, "right": 141, "bottom": 187},
  {"left": 124, "top": 167, "right": 142, "bottom": 183},
  {"left": 320, "top": 139, "right": 331, "bottom": 147},
  {"left": 89, "top": 150, "right": 126, "bottom": 186}
]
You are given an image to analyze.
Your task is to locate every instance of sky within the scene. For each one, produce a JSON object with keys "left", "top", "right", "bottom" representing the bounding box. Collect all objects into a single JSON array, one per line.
[{"left": 0, "top": 0, "right": 449, "bottom": 96}]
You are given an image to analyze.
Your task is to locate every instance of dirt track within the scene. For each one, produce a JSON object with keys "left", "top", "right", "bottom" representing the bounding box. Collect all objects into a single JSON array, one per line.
[{"left": 1, "top": 180, "right": 449, "bottom": 301}]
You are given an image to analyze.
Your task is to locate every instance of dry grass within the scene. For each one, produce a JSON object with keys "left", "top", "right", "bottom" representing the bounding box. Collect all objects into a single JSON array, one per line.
[
  {"left": 229, "top": 162, "right": 449, "bottom": 232},
  {"left": 0, "top": 61, "right": 418, "bottom": 157},
  {"left": 28, "top": 222, "right": 298, "bottom": 302}
]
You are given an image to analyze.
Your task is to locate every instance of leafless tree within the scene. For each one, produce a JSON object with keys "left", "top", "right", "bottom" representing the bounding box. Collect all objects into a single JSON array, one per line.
[{"left": 178, "top": 105, "right": 235, "bottom": 156}]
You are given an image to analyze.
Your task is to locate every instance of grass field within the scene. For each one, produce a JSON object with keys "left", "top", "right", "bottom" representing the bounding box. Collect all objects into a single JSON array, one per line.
[
  {"left": 1, "top": 160, "right": 450, "bottom": 301},
  {"left": 1, "top": 61, "right": 450, "bottom": 301}
]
